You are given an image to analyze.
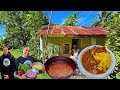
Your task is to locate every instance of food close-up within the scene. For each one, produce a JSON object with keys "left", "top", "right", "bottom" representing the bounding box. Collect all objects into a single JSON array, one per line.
[
  {"left": 77, "top": 45, "right": 116, "bottom": 79},
  {"left": 0, "top": 11, "right": 119, "bottom": 79}
]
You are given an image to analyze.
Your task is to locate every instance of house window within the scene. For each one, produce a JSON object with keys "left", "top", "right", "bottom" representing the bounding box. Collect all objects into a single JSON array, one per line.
[{"left": 63, "top": 44, "right": 70, "bottom": 54}]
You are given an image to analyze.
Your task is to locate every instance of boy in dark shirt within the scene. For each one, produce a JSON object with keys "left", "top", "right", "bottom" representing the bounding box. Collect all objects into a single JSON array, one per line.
[
  {"left": 14, "top": 46, "right": 37, "bottom": 79},
  {"left": 0, "top": 47, "right": 16, "bottom": 79}
]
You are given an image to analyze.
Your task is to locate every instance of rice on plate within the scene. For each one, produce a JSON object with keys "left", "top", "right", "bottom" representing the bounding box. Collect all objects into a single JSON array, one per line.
[{"left": 77, "top": 45, "right": 116, "bottom": 79}]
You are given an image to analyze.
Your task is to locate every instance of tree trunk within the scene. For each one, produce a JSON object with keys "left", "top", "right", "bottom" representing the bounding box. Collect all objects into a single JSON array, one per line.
[
  {"left": 12, "top": 39, "right": 14, "bottom": 49},
  {"left": 23, "top": 40, "right": 27, "bottom": 46}
]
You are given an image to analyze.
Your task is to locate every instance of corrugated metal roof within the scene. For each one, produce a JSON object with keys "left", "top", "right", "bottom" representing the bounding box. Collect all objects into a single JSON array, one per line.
[{"left": 36, "top": 26, "right": 107, "bottom": 36}]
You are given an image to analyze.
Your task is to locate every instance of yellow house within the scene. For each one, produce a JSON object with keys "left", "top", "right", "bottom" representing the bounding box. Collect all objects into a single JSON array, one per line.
[{"left": 37, "top": 26, "right": 107, "bottom": 58}]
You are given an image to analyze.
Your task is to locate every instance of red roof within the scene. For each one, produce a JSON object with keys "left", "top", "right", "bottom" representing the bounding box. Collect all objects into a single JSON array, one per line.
[{"left": 37, "top": 26, "right": 107, "bottom": 36}]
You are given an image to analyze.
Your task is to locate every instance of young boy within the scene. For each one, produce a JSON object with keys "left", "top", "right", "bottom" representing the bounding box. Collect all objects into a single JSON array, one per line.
[
  {"left": 14, "top": 46, "right": 37, "bottom": 79},
  {"left": 0, "top": 46, "right": 16, "bottom": 79}
]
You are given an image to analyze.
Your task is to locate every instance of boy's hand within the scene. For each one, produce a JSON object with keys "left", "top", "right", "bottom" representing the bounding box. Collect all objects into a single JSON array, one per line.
[
  {"left": 19, "top": 74, "right": 27, "bottom": 79},
  {"left": 4, "top": 74, "right": 9, "bottom": 79}
]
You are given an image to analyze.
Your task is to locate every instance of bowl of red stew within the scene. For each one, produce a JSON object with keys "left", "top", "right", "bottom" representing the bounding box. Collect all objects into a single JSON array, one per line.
[
  {"left": 44, "top": 56, "right": 77, "bottom": 79},
  {"left": 77, "top": 45, "right": 116, "bottom": 79}
]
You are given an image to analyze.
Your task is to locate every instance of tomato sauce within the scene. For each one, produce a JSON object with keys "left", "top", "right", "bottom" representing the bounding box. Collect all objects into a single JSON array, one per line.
[{"left": 47, "top": 62, "right": 73, "bottom": 78}]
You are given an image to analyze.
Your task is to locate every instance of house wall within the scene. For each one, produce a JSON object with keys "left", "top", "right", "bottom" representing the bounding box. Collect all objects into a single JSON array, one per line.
[
  {"left": 96, "top": 37, "right": 106, "bottom": 46},
  {"left": 81, "top": 38, "right": 91, "bottom": 50},
  {"left": 91, "top": 37, "right": 96, "bottom": 45},
  {"left": 41, "top": 36, "right": 106, "bottom": 58},
  {"left": 47, "top": 37, "right": 72, "bottom": 57}
]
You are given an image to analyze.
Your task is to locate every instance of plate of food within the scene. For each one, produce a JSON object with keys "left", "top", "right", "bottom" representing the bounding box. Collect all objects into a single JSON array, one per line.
[
  {"left": 26, "top": 69, "right": 38, "bottom": 79},
  {"left": 32, "top": 62, "right": 44, "bottom": 71},
  {"left": 77, "top": 45, "right": 116, "bottom": 79}
]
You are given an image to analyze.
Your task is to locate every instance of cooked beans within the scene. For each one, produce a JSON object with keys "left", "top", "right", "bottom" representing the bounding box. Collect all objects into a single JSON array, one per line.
[{"left": 47, "top": 62, "right": 73, "bottom": 78}]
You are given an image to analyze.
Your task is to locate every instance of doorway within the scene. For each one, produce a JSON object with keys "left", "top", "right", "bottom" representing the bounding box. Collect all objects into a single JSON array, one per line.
[{"left": 72, "top": 39, "right": 81, "bottom": 50}]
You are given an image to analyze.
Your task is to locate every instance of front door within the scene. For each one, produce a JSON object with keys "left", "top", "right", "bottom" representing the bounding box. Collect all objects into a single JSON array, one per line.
[{"left": 72, "top": 39, "right": 81, "bottom": 51}]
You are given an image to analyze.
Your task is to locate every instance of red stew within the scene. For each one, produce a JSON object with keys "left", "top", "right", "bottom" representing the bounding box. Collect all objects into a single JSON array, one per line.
[
  {"left": 47, "top": 62, "right": 73, "bottom": 78},
  {"left": 81, "top": 46, "right": 108, "bottom": 74}
]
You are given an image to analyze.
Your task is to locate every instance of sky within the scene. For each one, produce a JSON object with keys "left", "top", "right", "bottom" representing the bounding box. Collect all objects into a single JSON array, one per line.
[
  {"left": 43, "top": 11, "right": 100, "bottom": 25},
  {"left": 0, "top": 11, "right": 100, "bottom": 37}
]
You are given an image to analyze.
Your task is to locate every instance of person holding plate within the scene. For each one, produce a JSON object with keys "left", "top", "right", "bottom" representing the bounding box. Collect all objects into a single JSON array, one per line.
[
  {"left": 14, "top": 46, "right": 37, "bottom": 79},
  {"left": 0, "top": 46, "right": 16, "bottom": 79}
]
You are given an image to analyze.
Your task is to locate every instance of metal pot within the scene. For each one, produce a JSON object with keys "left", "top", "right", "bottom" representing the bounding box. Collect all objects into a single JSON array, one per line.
[{"left": 44, "top": 56, "right": 77, "bottom": 79}]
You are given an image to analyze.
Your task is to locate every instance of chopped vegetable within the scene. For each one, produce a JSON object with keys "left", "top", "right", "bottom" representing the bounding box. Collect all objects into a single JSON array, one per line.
[
  {"left": 18, "top": 63, "right": 31, "bottom": 73},
  {"left": 18, "top": 70, "right": 24, "bottom": 75}
]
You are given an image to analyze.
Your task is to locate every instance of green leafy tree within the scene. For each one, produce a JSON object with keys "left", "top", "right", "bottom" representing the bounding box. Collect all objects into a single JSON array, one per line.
[
  {"left": 92, "top": 11, "right": 120, "bottom": 79},
  {"left": 62, "top": 11, "right": 80, "bottom": 26},
  {"left": 92, "top": 11, "right": 113, "bottom": 27},
  {"left": 0, "top": 11, "right": 49, "bottom": 60},
  {"left": 0, "top": 36, "right": 5, "bottom": 49},
  {"left": 104, "top": 12, "right": 120, "bottom": 79},
  {"left": 105, "top": 12, "right": 120, "bottom": 52},
  {"left": 0, "top": 11, "right": 49, "bottom": 46}
]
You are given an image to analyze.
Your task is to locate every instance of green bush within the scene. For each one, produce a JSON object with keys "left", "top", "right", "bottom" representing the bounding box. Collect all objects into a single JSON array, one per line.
[
  {"left": 115, "top": 51, "right": 120, "bottom": 66},
  {"left": 105, "top": 51, "right": 120, "bottom": 79},
  {"left": 43, "top": 43, "right": 62, "bottom": 59}
]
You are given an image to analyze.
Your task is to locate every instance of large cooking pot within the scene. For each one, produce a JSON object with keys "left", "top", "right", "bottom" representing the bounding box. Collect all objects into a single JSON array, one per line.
[{"left": 44, "top": 56, "right": 77, "bottom": 79}]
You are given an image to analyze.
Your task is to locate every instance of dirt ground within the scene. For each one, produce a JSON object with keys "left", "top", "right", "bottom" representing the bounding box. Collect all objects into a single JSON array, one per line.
[{"left": 69, "top": 72, "right": 88, "bottom": 79}]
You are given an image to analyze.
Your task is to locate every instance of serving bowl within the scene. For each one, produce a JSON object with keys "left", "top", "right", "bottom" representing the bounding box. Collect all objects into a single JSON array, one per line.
[
  {"left": 32, "top": 62, "right": 44, "bottom": 70},
  {"left": 44, "top": 56, "right": 77, "bottom": 79},
  {"left": 77, "top": 45, "right": 116, "bottom": 79},
  {"left": 26, "top": 69, "right": 38, "bottom": 79}
]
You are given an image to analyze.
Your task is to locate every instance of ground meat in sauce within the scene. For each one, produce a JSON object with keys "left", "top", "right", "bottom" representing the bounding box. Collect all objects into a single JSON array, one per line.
[{"left": 47, "top": 62, "right": 73, "bottom": 78}]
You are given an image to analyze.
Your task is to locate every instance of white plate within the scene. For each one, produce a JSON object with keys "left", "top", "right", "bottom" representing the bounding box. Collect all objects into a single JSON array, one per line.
[
  {"left": 31, "top": 68, "right": 39, "bottom": 73},
  {"left": 77, "top": 45, "right": 116, "bottom": 79}
]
